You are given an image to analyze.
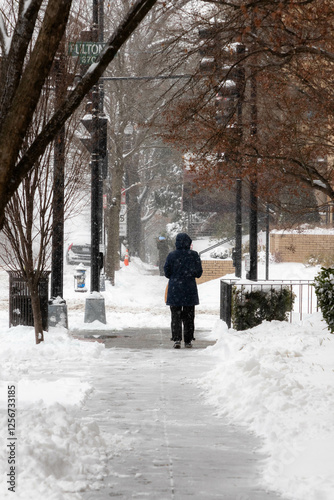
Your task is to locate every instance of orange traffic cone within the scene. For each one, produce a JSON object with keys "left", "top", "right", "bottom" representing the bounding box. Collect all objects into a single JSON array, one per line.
[{"left": 124, "top": 249, "right": 129, "bottom": 266}]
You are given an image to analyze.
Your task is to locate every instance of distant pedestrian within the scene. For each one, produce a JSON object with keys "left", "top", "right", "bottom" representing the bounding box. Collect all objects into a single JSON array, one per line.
[
  {"left": 164, "top": 233, "right": 203, "bottom": 349},
  {"left": 157, "top": 236, "right": 169, "bottom": 276}
]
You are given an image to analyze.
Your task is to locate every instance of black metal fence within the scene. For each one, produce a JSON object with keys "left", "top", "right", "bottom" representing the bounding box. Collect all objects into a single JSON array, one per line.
[
  {"left": 8, "top": 271, "right": 50, "bottom": 330},
  {"left": 221, "top": 279, "right": 317, "bottom": 329}
]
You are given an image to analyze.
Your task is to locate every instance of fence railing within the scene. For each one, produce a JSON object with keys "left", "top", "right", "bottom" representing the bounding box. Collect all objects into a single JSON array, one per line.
[{"left": 220, "top": 279, "right": 318, "bottom": 329}]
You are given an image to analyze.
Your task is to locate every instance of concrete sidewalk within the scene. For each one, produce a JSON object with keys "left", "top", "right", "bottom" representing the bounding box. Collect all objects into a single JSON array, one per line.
[{"left": 75, "top": 328, "right": 285, "bottom": 500}]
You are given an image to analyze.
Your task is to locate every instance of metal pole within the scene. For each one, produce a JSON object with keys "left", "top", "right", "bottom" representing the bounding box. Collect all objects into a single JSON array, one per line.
[
  {"left": 235, "top": 179, "right": 242, "bottom": 277},
  {"left": 51, "top": 126, "right": 65, "bottom": 298},
  {"left": 51, "top": 55, "right": 65, "bottom": 299},
  {"left": 98, "top": 0, "right": 105, "bottom": 265},
  {"left": 249, "top": 178, "right": 258, "bottom": 280},
  {"left": 248, "top": 66, "right": 258, "bottom": 281},
  {"left": 90, "top": 0, "right": 100, "bottom": 292},
  {"left": 265, "top": 203, "right": 270, "bottom": 280},
  {"left": 90, "top": 86, "right": 100, "bottom": 292},
  {"left": 83, "top": 0, "right": 106, "bottom": 323},
  {"left": 235, "top": 44, "right": 245, "bottom": 279}
]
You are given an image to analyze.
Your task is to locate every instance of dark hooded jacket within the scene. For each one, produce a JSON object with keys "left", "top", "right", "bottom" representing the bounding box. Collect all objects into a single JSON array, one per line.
[{"left": 164, "top": 233, "right": 203, "bottom": 306}]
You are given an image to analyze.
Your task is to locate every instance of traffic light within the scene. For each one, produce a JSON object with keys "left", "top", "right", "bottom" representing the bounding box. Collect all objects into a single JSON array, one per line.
[
  {"left": 215, "top": 67, "right": 239, "bottom": 126},
  {"left": 98, "top": 115, "right": 108, "bottom": 179},
  {"left": 198, "top": 26, "right": 221, "bottom": 75},
  {"left": 198, "top": 25, "right": 245, "bottom": 128},
  {"left": 215, "top": 53, "right": 245, "bottom": 127},
  {"left": 80, "top": 113, "right": 108, "bottom": 179}
]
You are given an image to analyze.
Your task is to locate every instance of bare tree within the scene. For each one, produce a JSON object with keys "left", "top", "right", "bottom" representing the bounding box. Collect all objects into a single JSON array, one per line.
[
  {"left": 0, "top": 74, "right": 89, "bottom": 343},
  {"left": 0, "top": 0, "right": 159, "bottom": 230},
  {"left": 102, "top": 0, "right": 196, "bottom": 283},
  {"left": 1, "top": 150, "right": 54, "bottom": 344},
  {"left": 156, "top": 0, "right": 334, "bottom": 216}
]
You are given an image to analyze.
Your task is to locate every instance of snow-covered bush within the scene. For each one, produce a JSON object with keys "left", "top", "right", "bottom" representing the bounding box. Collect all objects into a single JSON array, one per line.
[
  {"left": 210, "top": 249, "right": 229, "bottom": 259},
  {"left": 232, "top": 286, "right": 295, "bottom": 331},
  {"left": 314, "top": 267, "right": 334, "bottom": 333}
]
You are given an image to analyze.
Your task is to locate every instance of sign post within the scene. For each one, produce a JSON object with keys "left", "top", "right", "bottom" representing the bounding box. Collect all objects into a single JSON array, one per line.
[
  {"left": 119, "top": 205, "right": 127, "bottom": 237},
  {"left": 72, "top": 0, "right": 107, "bottom": 324}
]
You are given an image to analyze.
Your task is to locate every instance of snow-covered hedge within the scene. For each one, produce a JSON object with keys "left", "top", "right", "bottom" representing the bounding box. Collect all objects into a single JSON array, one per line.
[
  {"left": 232, "top": 285, "right": 295, "bottom": 331},
  {"left": 314, "top": 267, "right": 334, "bottom": 333},
  {"left": 209, "top": 249, "right": 230, "bottom": 259}
]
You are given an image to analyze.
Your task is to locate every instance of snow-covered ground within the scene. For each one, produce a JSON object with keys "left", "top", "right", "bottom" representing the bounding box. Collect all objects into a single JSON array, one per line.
[{"left": 0, "top": 252, "right": 333, "bottom": 500}]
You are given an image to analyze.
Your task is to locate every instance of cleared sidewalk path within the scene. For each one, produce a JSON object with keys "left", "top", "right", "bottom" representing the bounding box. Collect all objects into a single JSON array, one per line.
[{"left": 75, "top": 328, "right": 285, "bottom": 500}]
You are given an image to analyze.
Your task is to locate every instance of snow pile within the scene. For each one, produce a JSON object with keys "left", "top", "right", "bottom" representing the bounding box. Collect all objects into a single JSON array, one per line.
[
  {"left": 0, "top": 327, "right": 115, "bottom": 500},
  {"left": 201, "top": 316, "right": 334, "bottom": 500}
]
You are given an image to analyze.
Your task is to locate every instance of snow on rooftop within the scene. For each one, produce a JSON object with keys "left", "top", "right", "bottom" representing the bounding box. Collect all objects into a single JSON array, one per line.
[{"left": 272, "top": 226, "right": 334, "bottom": 235}]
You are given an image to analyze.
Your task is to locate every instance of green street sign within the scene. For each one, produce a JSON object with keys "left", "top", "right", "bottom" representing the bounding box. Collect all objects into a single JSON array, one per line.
[{"left": 68, "top": 41, "right": 106, "bottom": 65}]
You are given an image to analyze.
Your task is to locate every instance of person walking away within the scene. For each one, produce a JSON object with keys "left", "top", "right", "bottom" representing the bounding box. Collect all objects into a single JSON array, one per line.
[
  {"left": 157, "top": 236, "right": 169, "bottom": 276},
  {"left": 164, "top": 233, "right": 203, "bottom": 349}
]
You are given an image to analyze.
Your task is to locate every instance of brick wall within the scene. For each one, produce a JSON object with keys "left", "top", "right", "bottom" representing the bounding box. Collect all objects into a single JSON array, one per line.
[
  {"left": 270, "top": 233, "right": 334, "bottom": 262},
  {"left": 197, "top": 260, "right": 235, "bottom": 284}
]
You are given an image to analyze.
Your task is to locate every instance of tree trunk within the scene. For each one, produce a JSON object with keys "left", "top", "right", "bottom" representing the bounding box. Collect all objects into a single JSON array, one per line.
[
  {"left": 128, "top": 190, "right": 142, "bottom": 257},
  {"left": 105, "top": 160, "right": 123, "bottom": 285},
  {"left": 29, "top": 281, "right": 44, "bottom": 344},
  {"left": 126, "top": 161, "right": 142, "bottom": 257},
  {"left": 105, "top": 203, "right": 120, "bottom": 285}
]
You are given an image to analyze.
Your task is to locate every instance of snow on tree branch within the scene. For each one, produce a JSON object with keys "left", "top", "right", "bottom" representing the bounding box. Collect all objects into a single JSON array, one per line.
[{"left": 0, "top": 13, "right": 11, "bottom": 55}]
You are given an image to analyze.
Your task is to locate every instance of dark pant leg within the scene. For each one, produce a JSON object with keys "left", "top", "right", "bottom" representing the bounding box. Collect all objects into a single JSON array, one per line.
[
  {"left": 170, "top": 306, "right": 182, "bottom": 341},
  {"left": 181, "top": 306, "right": 195, "bottom": 343}
]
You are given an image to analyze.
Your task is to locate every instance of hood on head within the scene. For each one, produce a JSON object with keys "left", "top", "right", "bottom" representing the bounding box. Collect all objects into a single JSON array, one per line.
[{"left": 175, "top": 233, "right": 192, "bottom": 250}]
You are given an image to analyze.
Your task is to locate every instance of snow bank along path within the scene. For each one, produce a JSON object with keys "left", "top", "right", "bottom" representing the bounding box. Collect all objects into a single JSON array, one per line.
[
  {"left": 0, "top": 328, "right": 111, "bottom": 500},
  {"left": 201, "top": 316, "right": 334, "bottom": 500}
]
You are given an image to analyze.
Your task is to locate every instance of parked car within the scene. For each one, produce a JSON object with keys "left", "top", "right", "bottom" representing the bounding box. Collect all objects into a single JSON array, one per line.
[{"left": 66, "top": 243, "right": 91, "bottom": 266}]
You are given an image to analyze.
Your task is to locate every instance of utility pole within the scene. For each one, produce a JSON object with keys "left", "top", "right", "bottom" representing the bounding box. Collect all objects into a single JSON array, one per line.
[
  {"left": 90, "top": 0, "right": 100, "bottom": 294},
  {"left": 51, "top": 54, "right": 65, "bottom": 299},
  {"left": 265, "top": 203, "right": 270, "bottom": 280},
  {"left": 84, "top": 0, "right": 106, "bottom": 323},
  {"left": 248, "top": 16, "right": 258, "bottom": 282},
  {"left": 235, "top": 178, "right": 242, "bottom": 277},
  {"left": 49, "top": 49, "right": 68, "bottom": 328},
  {"left": 235, "top": 44, "right": 245, "bottom": 279},
  {"left": 248, "top": 71, "right": 258, "bottom": 281},
  {"left": 90, "top": 84, "right": 101, "bottom": 293}
]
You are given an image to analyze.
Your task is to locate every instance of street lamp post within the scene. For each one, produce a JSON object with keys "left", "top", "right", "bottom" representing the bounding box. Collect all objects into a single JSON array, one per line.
[
  {"left": 90, "top": 85, "right": 101, "bottom": 293},
  {"left": 247, "top": 17, "right": 258, "bottom": 282},
  {"left": 235, "top": 178, "right": 242, "bottom": 277},
  {"left": 51, "top": 54, "right": 65, "bottom": 300},
  {"left": 235, "top": 44, "right": 245, "bottom": 279},
  {"left": 248, "top": 69, "right": 258, "bottom": 281},
  {"left": 49, "top": 51, "right": 68, "bottom": 329},
  {"left": 84, "top": 0, "right": 106, "bottom": 323}
]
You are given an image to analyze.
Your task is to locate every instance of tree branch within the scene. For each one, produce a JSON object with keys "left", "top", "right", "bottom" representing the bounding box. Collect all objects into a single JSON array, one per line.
[
  {"left": 1, "top": 0, "right": 158, "bottom": 226},
  {"left": 0, "top": 13, "right": 10, "bottom": 55},
  {"left": 0, "top": 0, "right": 44, "bottom": 120}
]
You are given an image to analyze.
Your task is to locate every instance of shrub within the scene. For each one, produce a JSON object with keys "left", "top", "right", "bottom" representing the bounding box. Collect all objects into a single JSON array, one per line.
[
  {"left": 271, "top": 250, "right": 283, "bottom": 263},
  {"left": 313, "top": 267, "right": 334, "bottom": 333},
  {"left": 231, "top": 285, "right": 295, "bottom": 331},
  {"left": 210, "top": 249, "right": 229, "bottom": 259},
  {"left": 305, "top": 252, "right": 334, "bottom": 268}
]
